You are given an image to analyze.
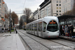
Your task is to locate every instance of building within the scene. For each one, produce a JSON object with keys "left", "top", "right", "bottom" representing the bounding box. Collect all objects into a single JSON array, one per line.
[
  {"left": 20, "top": 15, "right": 26, "bottom": 29},
  {"left": 40, "top": 0, "right": 74, "bottom": 17},
  {"left": 32, "top": 0, "right": 74, "bottom": 20},
  {"left": 53, "top": 0, "right": 74, "bottom": 16},
  {"left": 33, "top": 9, "right": 39, "bottom": 20},
  {"left": 21, "top": 15, "right": 26, "bottom": 22},
  {"left": 40, "top": 0, "right": 52, "bottom": 18},
  {"left": 0, "top": 0, "right": 9, "bottom": 30}
]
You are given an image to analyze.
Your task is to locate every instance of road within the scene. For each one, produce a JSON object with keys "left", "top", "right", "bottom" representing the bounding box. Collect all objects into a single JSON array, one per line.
[{"left": 18, "top": 30, "right": 75, "bottom": 50}]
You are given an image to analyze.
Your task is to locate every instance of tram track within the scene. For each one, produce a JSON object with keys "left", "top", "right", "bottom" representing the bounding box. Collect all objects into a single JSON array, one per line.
[
  {"left": 18, "top": 30, "right": 75, "bottom": 50},
  {"left": 18, "top": 32, "right": 32, "bottom": 50},
  {"left": 18, "top": 30, "right": 51, "bottom": 50},
  {"left": 50, "top": 40, "right": 74, "bottom": 49}
]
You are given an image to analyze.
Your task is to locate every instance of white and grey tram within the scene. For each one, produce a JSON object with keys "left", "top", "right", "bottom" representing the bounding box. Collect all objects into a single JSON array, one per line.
[{"left": 26, "top": 16, "right": 59, "bottom": 38}]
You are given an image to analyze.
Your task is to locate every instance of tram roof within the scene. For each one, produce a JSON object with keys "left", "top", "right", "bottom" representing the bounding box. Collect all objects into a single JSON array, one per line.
[
  {"left": 58, "top": 15, "right": 75, "bottom": 20},
  {"left": 26, "top": 16, "right": 57, "bottom": 25}
]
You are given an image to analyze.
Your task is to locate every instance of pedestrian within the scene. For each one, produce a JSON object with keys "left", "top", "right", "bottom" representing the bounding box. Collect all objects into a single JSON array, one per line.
[
  {"left": 60, "top": 25, "right": 62, "bottom": 35},
  {"left": 9, "top": 29, "right": 11, "bottom": 33},
  {"left": 15, "top": 28, "right": 18, "bottom": 34},
  {"left": 2, "top": 28, "right": 4, "bottom": 33},
  {"left": 68, "top": 24, "right": 71, "bottom": 37},
  {"left": 70, "top": 25, "right": 73, "bottom": 37},
  {"left": 62, "top": 25, "right": 65, "bottom": 36},
  {"left": 73, "top": 26, "right": 75, "bottom": 37},
  {"left": 64, "top": 25, "right": 69, "bottom": 36}
]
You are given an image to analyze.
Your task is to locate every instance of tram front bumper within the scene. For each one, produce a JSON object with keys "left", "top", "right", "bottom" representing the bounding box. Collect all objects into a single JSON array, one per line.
[{"left": 44, "top": 31, "right": 59, "bottom": 38}]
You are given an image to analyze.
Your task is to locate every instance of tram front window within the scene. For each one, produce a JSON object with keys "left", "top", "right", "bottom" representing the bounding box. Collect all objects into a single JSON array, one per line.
[{"left": 47, "top": 20, "right": 58, "bottom": 32}]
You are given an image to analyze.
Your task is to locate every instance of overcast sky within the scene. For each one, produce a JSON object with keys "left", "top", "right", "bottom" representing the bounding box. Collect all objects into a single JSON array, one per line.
[{"left": 4, "top": 0, "right": 44, "bottom": 18}]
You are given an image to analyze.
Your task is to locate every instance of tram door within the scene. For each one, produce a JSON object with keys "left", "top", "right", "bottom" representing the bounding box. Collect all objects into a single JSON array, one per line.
[
  {"left": 42, "top": 22, "right": 47, "bottom": 37},
  {"left": 34, "top": 23, "right": 37, "bottom": 35},
  {"left": 38, "top": 22, "right": 42, "bottom": 37}
]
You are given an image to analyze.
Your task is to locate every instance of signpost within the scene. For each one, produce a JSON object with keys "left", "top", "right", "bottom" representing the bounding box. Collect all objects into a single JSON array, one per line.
[{"left": 9, "top": 10, "right": 12, "bottom": 33}]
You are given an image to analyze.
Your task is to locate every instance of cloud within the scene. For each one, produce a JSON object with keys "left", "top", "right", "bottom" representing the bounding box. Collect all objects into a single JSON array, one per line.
[{"left": 4, "top": 0, "right": 44, "bottom": 15}]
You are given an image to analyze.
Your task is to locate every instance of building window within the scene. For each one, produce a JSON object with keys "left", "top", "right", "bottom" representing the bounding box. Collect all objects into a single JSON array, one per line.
[
  {"left": 59, "top": 4, "right": 61, "bottom": 6},
  {"left": 56, "top": 7, "right": 58, "bottom": 9},
  {"left": 56, "top": 14, "right": 58, "bottom": 16},
  {"left": 59, "top": 10, "right": 61, "bottom": 12},
  {"left": 56, "top": 4, "right": 58, "bottom": 6},
  {"left": 56, "top": 1, "right": 58, "bottom": 3},
  {"left": 59, "top": 7, "right": 61, "bottom": 9},
  {"left": 56, "top": 10, "right": 58, "bottom": 12},
  {"left": 59, "top": 14, "right": 61, "bottom": 15}
]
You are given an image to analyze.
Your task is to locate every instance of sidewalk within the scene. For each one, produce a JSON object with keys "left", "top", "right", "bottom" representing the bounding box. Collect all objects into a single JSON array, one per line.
[
  {"left": 0, "top": 32, "right": 25, "bottom": 50},
  {"left": 60, "top": 36, "right": 75, "bottom": 42}
]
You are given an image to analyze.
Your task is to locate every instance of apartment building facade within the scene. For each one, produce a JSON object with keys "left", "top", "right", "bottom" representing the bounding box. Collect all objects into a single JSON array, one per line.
[
  {"left": 40, "top": 0, "right": 52, "bottom": 18},
  {"left": 33, "top": 0, "right": 74, "bottom": 20},
  {"left": 52, "top": 0, "right": 74, "bottom": 16},
  {"left": 33, "top": 9, "right": 41, "bottom": 20},
  {"left": 0, "top": 0, "right": 9, "bottom": 29}
]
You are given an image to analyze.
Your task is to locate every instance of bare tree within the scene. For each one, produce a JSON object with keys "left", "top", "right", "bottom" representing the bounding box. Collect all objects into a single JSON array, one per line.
[
  {"left": 63, "top": 10, "right": 72, "bottom": 15},
  {"left": 11, "top": 12, "right": 18, "bottom": 25},
  {"left": 72, "top": 0, "right": 75, "bottom": 15},
  {"left": 63, "top": 1, "right": 75, "bottom": 15},
  {"left": 23, "top": 8, "right": 32, "bottom": 23}
]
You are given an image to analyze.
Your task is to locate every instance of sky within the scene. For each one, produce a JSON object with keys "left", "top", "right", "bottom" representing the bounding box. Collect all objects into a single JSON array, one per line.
[{"left": 4, "top": 0, "right": 44, "bottom": 19}]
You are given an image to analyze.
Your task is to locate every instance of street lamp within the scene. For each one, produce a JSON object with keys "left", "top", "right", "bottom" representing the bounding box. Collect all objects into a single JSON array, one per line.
[{"left": 9, "top": 10, "right": 12, "bottom": 33}]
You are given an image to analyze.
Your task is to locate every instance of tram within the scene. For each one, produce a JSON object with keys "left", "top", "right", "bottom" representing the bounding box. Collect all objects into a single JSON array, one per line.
[{"left": 26, "top": 16, "right": 59, "bottom": 38}]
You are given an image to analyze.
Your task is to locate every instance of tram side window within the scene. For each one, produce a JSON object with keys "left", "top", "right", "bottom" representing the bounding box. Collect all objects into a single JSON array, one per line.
[
  {"left": 30, "top": 25, "right": 32, "bottom": 31},
  {"left": 31, "top": 24, "right": 33, "bottom": 31},
  {"left": 28, "top": 25, "right": 30, "bottom": 30},
  {"left": 33, "top": 24, "right": 35, "bottom": 31},
  {"left": 31, "top": 24, "right": 32, "bottom": 31},
  {"left": 38, "top": 22, "right": 42, "bottom": 31},
  {"left": 27, "top": 26, "right": 29, "bottom": 30},
  {"left": 27, "top": 26, "right": 28, "bottom": 30},
  {"left": 29, "top": 26, "right": 30, "bottom": 30},
  {"left": 29, "top": 25, "right": 31, "bottom": 30},
  {"left": 34, "top": 23, "right": 37, "bottom": 31},
  {"left": 26, "top": 26, "right": 28, "bottom": 30},
  {"left": 35, "top": 23, "right": 37, "bottom": 31},
  {"left": 43, "top": 22, "right": 47, "bottom": 32}
]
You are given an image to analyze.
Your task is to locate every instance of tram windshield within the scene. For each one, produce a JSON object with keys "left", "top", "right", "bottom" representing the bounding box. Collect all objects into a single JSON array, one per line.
[{"left": 47, "top": 20, "right": 58, "bottom": 32}]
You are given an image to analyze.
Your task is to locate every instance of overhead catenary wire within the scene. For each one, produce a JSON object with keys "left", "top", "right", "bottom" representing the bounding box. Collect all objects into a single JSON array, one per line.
[
  {"left": 16, "top": 0, "right": 26, "bottom": 14},
  {"left": 23, "top": 0, "right": 26, "bottom": 8}
]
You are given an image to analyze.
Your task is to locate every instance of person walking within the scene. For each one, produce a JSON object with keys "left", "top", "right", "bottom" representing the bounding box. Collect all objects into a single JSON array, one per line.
[
  {"left": 2, "top": 28, "right": 4, "bottom": 33},
  {"left": 68, "top": 24, "right": 71, "bottom": 37},
  {"left": 64, "top": 25, "right": 69, "bottom": 36},
  {"left": 62, "top": 25, "right": 65, "bottom": 36},
  {"left": 15, "top": 27, "right": 18, "bottom": 34},
  {"left": 60, "top": 25, "right": 62, "bottom": 35},
  {"left": 71, "top": 25, "right": 73, "bottom": 37},
  {"left": 68, "top": 25, "right": 73, "bottom": 37}
]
